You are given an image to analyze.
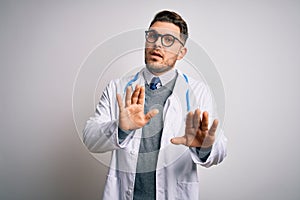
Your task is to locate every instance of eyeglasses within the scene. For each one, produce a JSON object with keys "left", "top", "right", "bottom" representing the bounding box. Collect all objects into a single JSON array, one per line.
[{"left": 145, "top": 30, "right": 184, "bottom": 47}]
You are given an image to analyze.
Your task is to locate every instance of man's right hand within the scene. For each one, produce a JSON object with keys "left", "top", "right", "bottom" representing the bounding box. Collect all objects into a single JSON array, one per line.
[{"left": 116, "top": 84, "right": 159, "bottom": 131}]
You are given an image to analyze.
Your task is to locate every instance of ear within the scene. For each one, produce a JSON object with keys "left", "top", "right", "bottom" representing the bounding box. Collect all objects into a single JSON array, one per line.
[{"left": 176, "top": 47, "right": 187, "bottom": 61}]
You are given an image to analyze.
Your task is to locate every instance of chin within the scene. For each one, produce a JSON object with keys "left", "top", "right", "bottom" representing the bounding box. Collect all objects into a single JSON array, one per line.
[
  {"left": 146, "top": 61, "right": 162, "bottom": 68},
  {"left": 146, "top": 63, "right": 172, "bottom": 75}
]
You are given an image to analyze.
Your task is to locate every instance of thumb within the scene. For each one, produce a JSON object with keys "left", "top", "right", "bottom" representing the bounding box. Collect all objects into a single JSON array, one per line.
[
  {"left": 145, "top": 109, "right": 159, "bottom": 121},
  {"left": 208, "top": 119, "right": 219, "bottom": 136},
  {"left": 170, "top": 136, "right": 187, "bottom": 145}
]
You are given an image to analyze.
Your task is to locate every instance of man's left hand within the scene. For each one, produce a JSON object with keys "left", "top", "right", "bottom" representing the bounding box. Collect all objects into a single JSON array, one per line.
[{"left": 170, "top": 109, "right": 218, "bottom": 148}]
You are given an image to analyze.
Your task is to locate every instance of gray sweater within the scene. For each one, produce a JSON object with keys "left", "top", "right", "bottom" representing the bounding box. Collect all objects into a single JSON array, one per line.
[{"left": 133, "top": 76, "right": 177, "bottom": 200}]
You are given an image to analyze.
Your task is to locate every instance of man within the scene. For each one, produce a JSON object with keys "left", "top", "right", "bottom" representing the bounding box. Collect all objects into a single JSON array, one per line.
[{"left": 83, "top": 10, "right": 227, "bottom": 200}]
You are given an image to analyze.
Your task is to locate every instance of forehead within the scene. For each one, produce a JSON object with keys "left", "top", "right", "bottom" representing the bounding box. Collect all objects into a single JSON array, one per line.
[{"left": 149, "top": 21, "right": 181, "bottom": 36}]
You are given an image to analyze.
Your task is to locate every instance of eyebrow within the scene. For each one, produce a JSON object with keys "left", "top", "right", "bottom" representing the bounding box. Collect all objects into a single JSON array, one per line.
[{"left": 148, "top": 29, "right": 182, "bottom": 39}]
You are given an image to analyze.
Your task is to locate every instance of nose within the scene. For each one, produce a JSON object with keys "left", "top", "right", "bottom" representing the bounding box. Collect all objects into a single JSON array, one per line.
[{"left": 153, "top": 36, "right": 163, "bottom": 48}]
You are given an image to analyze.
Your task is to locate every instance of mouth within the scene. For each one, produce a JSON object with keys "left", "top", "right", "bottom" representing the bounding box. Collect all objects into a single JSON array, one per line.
[{"left": 150, "top": 51, "right": 163, "bottom": 59}]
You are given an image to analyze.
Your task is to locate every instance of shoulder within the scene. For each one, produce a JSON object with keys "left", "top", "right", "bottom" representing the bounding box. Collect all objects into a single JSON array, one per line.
[
  {"left": 181, "top": 73, "right": 213, "bottom": 102},
  {"left": 105, "top": 69, "right": 144, "bottom": 93},
  {"left": 178, "top": 71, "right": 209, "bottom": 93},
  {"left": 187, "top": 76, "right": 206, "bottom": 89}
]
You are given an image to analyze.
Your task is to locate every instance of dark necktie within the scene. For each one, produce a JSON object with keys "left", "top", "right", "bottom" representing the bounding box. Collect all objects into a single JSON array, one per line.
[{"left": 149, "top": 77, "right": 162, "bottom": 90}]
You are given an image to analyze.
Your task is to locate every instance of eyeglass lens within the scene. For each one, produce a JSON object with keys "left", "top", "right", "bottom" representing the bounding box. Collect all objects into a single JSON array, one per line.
[{"left": 146, "top": 30, "right": 175, "bottom": 47}]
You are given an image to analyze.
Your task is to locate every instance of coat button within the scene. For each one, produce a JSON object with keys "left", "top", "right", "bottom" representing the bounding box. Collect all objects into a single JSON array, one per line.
[{"left": 130, "top": 150, "right": 135, "bottom": 155}]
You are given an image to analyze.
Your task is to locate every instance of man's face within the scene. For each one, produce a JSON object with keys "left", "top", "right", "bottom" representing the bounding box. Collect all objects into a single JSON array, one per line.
[{"left": 144, "top": 21, "right": 187, "bottom": 75}]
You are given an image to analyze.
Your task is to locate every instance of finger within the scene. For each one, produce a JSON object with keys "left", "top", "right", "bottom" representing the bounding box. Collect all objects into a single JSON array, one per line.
[
  {"left": 185, "top": 111, "right": 194, "bottom": 128},
  {"left": 116, "top": 94, "right": 124, "bottom": 112},
  {"left": 131, "top": 84, "right": 140, "bottom": 104},
  {"left": 200, "top": 111, "right": 209, "bottom": 131},
  {"left": 170, "top": 136, "right": 187, "bottom": 145},
  {"left": 125, "top": 86, "right": 132, "bottom": 107},
  {"left": 193, "top": 109, "right": 201, "bottom": 128},
  {"left": 137, "top": 86, "right": 145, "bottom": 105},
  {"left": 208, "top": 119, "right": 219, "bottom": 136},
  {"left": 144, "top": 109, "right": 159, "bottom": 121}
]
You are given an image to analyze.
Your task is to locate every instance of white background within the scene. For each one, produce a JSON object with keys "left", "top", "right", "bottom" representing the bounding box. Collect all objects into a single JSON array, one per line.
[{"left": 1, "top": 1, "right": 299, "bottom": 200}]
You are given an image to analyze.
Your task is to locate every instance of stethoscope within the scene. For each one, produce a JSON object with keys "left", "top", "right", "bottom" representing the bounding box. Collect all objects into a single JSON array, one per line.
[{"left": 123, "top": 72, "right": 191, "bottom": 112}]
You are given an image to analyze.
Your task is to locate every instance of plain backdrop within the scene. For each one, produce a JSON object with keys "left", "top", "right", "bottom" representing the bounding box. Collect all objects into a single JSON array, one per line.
[{"left": 1, "top": 1, "right": 300, "bottom": 200}]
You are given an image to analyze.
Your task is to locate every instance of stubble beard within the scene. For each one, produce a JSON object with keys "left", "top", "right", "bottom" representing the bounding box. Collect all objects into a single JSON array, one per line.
[
  {"left": 145, "top": 56, "right": 177, "bottom": 75},
  {"left": 145, "top": 63, "right": 173, "bottom": 75}
]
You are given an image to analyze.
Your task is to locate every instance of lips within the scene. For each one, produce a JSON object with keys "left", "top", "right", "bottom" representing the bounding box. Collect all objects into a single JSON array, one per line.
[{"left": 150, "top": 51, "right": 163, "bottom": 59}]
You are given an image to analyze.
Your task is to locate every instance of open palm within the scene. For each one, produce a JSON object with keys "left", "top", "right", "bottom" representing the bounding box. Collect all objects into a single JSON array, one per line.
[
  {"left": 117, "top": 85, "right": 159, "bottom": 131},
  {"left": 171, "top": 109, "right": 218, "bottom": 148}
]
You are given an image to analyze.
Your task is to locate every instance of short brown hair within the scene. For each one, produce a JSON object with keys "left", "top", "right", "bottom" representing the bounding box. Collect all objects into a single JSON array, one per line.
[{"left": 149, "top": 10, "right": 188, "bottom": 43}]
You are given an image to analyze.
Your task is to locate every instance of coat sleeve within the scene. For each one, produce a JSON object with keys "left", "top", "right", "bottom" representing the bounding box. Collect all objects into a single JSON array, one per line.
[
  {"left": 190, "top": 130, "right": 227, "bottom": 167},
  {"left": 188, "top": 79, "right": 228, "bottom": 167},
  {"left": 82, "top": 80, "right": 133, "bottom": 153}
]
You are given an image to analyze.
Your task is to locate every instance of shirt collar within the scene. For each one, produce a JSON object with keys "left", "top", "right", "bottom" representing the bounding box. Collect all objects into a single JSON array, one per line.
[{"left": 143, "top": 67, "right": 177, "bottom": 86}]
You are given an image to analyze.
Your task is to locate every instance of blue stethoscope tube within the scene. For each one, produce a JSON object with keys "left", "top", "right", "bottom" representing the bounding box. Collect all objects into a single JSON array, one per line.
[{"left": 123, "top": 72, "right": 190, "bottom": 112}]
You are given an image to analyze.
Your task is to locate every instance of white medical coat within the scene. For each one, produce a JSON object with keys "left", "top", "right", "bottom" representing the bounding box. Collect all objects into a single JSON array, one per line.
[{"left": 83, "top": 68, "right": 227, "bottom": 200}]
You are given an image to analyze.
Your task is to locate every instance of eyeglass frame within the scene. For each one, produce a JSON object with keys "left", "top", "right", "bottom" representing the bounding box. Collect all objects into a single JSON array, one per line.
[{"left": 145, "top": 30, "right": 185, "bottom": 47}]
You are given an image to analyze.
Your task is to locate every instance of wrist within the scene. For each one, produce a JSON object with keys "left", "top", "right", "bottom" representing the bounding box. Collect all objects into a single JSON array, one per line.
[{"left": 118, "top": 127, "right": 133, "bottom": 134}]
